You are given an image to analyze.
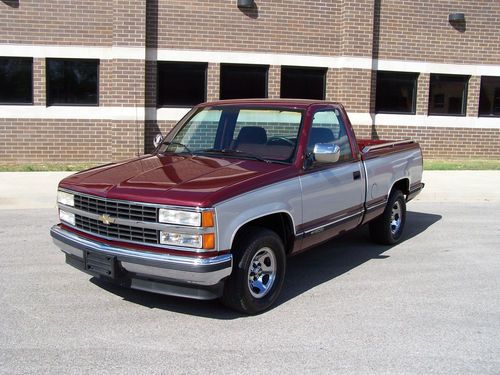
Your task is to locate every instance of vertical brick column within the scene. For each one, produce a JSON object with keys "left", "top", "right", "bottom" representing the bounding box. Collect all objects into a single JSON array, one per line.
[
  {"left": 111, "top": 0, "right": 147, "bottom": 159},
  {"left": 467, "top": 76, "right": 481, "bottom": 117},
  {"left": 33, "top": 58, "right": 46, "bottom": 106},
  {"left": 416, "top": 73, "right": 430, "bottom": 115},
  {"left": 326, "top": 69, "right": 340, "bottom": 102},
  {"left": 267, "top": 65, "right": 281, "bottom": 99},
  {"left": 337, "top": 0, "right": 375, "bottom": 115},
  {"left": 207, "top": 63, "right": 220, "bottom": 101}
]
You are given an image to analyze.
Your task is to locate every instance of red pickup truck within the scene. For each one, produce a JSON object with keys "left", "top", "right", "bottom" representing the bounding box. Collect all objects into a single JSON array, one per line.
[{"left": 51, "top": 99, "right": 424, "bottom": 314}]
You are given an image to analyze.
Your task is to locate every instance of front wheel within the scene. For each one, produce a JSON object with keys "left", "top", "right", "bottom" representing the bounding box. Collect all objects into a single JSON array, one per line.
[
  {"left": 369, "top": 190, "right": 406, "bottom": 245},
  {"left": 221, "top": 227, "right": 286, "bottom": 314}
]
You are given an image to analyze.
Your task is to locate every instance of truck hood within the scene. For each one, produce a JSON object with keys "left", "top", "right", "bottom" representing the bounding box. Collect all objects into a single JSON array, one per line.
[{"left": 59, "top": 154, "right": 297, "bottom": 207}]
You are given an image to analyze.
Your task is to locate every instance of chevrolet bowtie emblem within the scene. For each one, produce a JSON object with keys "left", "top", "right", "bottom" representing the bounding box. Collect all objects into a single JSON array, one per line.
[{"left": 98, "top": 214, "right": 115, "bottom": 225}]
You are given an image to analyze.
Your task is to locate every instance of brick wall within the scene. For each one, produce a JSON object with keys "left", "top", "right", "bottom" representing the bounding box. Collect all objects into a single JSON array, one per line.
[
  {"left": 375, "top": 0, "right": 500, "bottom": 64},
  {"left": 154, "top": 0, "right": 342, "bottom": 55},
  {"left": 354, "top": 124, "right": 500, "bottom": 160},
  {"left": 0, "top": 0, "right": 113, "bottom": 46},
  {"left": 329, "top": 69, "right": 373, "bottom": 113},
  {"left": 0, "top": 119, "right": 113, "bottom": 163},
  {"left": 0, "top": 0, "right": 499, "bottom": 164}
]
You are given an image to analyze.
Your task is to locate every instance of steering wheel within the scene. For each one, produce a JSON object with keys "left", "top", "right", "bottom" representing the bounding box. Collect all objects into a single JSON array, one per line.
[{"left": 267, "top": 136, "right": 295, "bottom": 146}]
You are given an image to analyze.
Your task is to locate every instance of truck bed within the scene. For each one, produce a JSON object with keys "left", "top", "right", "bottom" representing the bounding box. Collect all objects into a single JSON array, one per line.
[{"left": 357, "top": 139, "right": 420, "bottom": 159}]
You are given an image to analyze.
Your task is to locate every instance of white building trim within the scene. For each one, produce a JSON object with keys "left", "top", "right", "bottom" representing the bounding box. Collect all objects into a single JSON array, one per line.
[
  {"left": 1, "top": 106, "right": 499, "bottom": 129},
  {"left": 1, "top": 43, "right": 499, "bottom": 76},
  {"left": 0, "top": 105, "right": 146, "bottom": 121},
  {"left": 347, "top": 113, "right": 500, "bottom": 129}
]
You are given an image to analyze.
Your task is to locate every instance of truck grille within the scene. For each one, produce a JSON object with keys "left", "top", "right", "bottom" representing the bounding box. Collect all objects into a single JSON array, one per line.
[
  {"left": 74, "top": 194, "right": 157, "bottom": 222},
  {"left": 75, "top": 215, "right": 158, "bottom": 244},
  {"left": 70, "top": 192, "right": 160, "bottom": 245}
]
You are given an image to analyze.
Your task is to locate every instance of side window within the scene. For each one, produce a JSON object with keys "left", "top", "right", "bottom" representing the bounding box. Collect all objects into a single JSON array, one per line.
[{"left": 308, "top": 109, "right": 352, "bottom": 162}]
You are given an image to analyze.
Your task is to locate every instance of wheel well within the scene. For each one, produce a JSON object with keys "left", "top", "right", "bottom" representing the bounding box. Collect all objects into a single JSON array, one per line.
[
  {"left": 391, "top": 178, "right": 410, "bottom": 197},
  {"left": 233, "top": 213, "right": 295, "bottom": 254}
]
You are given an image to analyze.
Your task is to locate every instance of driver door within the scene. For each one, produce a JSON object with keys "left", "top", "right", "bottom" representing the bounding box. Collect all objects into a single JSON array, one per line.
[{"left": 299, "top": 108, "right": 365, "bottom": 249}]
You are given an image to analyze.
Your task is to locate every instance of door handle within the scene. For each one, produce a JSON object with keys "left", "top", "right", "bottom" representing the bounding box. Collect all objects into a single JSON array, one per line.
[{"left": 353, "top": 171, "right": 361, "bottom": 180}]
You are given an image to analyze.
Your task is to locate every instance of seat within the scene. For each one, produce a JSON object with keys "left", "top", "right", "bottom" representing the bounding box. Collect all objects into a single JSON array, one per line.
[
  {"left": 234, "top": 126, "right": 268, "bottom": 148},
  {"left": 307, "top": 127, "right": 335, "bottom": 152}
]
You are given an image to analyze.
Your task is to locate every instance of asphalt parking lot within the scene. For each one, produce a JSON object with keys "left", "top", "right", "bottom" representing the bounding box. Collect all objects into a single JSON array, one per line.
[{"left": 1, "top": 172, "right": 499, "bottom": 374}]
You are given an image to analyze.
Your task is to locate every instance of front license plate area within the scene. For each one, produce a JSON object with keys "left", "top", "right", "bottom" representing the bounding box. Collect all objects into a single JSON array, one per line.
[{"left": 85, "top": 251, "right": 117, "bottom": 278}]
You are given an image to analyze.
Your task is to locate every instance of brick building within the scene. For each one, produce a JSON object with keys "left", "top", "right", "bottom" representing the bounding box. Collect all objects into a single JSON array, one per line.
[{"left": 0, "top": 0, "right": 499, "bottom": 164}]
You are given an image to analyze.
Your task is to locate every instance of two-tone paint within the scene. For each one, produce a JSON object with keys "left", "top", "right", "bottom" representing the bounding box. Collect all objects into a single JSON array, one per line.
[{"left": 51, "top": 99, "right": 424, "bottom": 300}]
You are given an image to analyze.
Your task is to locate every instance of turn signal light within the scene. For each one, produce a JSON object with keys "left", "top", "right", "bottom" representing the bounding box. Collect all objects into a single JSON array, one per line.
[
  {"left": 202, "top": 211, "right": 215, "bottom": 227},
  {"left": 202, "top": 233, "right": 215, "bottom": 249}
]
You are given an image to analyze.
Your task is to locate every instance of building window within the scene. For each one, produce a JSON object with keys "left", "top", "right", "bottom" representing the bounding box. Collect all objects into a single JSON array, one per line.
[
  {"left": 46, "top": 59, "right": 99, "bottom": 106},
  {"left": 280, "top": 66, "right": 326, "bottom": 100},
  {"left": 428, "top": 74, "right": 469, "bottom": 116},
  {"left": 479, "top": 76, "right": 500, "bottom": 117},
  {"left": 157, "top": 62, "right": 207, "bottom": 107},
  {"left": 0, "top": 57, "right": 33, "bottom": 104},
  {"left": 375, "top": 71, "right": 418, "bottom": 114},
  {"left": 220, "top": 64, "right": 268, "bottom": 100}
]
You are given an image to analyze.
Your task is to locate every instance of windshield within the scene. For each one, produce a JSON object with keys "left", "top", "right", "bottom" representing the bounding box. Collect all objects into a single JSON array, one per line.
[{"left": 158, "top": 106, "right": 303, "bottom": 162}]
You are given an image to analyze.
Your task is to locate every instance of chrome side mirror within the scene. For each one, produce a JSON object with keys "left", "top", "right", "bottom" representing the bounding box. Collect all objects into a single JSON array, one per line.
[
  {"left": 153, "top": 133, "right": 164, "bottom": 148},
  {"left": 313, "top": 143, "right": 340, "bottom": 164}
]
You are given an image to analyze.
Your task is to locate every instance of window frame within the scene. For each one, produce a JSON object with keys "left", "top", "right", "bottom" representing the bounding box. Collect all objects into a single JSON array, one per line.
[
  {"left": 156, "top": 61, "right": 208, "bottom": 108},
  {"left": 375, "top": 71, "right": 418, "bottom": 115},
  {"left": 0, "top": 57, "right": 34, "bottom": 105},
  {"left": 428, "top": 74, "right": 469, "bottom": 116},
  {"left": 306, "top": 108, "right": 355, "bottom": 168},
  {"left": 280, "top": 66, "right": 327, "bottom": 100},
  {"left": 478, "top": 76, "right": 500, "bottom": 118},
  {"left": 46, "top": 58, "right": 100, "bottom": 107},
  {"left": 219, "top": 63, "right": 269, "bottom": 100}
]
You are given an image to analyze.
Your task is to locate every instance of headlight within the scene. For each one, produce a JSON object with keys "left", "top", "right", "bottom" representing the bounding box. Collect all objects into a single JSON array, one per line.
[
  {"left": 59, "top": 210, "right": 75, "bottom": 226},
  {"left": 158, "top": 209, "right": 201, "bottom": 226},
  {"left": 57, "top": 191, "right": 74, "bottom": 207},
  {"left": 160, "top": 232, "right": 203, "bottom": 248}
]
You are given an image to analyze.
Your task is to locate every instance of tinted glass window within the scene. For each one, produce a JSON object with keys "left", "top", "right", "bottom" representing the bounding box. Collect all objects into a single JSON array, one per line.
[
  {"left": 0, "top": 57, "right": 33, "bottom": 104},
  {"left": 428, "top": 74, "right": 469, "bottom": 115},
  {"left": 157, "top": 62, "right": 207, "bottom": 107},
  {"left": 375, "top": 71, "right": 418, "bottom": 114},
  {"left": 47, "top": 59, "right": 98, "bottom": 105},
  {"left": 309, "top": 109, "right": 352, "bottom": 162},
  {"left": 220, "top": 64, "right": 268, "bottom": 99},
  {"left": 479, "top": 76, "right": 500, "bottom": 117},
  {"left": 161, "top": 107, "right": 303, "bottom": 163},
  {"left": 281, "top": 66, "right": 326, "bottom": 100}
]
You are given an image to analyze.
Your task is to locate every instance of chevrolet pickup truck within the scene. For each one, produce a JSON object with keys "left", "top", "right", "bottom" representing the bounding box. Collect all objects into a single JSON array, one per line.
[{"left": 51, "top": 99, "right": 424, "bottom": 314}]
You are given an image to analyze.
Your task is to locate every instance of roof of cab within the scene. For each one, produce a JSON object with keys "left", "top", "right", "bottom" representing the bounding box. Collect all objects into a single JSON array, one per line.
[{"left": 196, "top": 98, "right": 341, "bottom": 110}]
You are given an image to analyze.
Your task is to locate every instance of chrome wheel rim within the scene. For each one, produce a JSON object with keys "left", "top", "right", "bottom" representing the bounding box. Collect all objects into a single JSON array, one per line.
[
  {"left": 390, "top": 200, "right": 402, "bottom": 235},
  {"left": 247, "top": 247, "right": 277, "bottom": 299}
]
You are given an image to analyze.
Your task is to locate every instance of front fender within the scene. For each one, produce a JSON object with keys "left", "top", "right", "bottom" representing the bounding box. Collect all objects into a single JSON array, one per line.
[{"left": 214, "top": 178, "right": 302, "bottom": 251}]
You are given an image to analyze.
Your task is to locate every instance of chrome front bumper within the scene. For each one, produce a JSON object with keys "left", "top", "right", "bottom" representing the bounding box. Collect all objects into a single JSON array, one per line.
[{"left": 50, "top": 225, "right": 233, "bottom": 300}]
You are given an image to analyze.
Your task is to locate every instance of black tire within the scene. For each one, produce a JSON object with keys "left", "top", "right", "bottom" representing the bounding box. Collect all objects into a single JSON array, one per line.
[
  {"left": 369, "top": 190, "right": 406, "bottom": 245},
  {"left": 221, "top": 227, "right": 286, "bottom": 314}
]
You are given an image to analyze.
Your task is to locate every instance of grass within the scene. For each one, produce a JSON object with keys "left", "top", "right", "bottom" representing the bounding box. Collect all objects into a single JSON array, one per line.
[
  {"left": 1, "top": 160, "right": 499, "bottom": 172},
  {"left": 0, "top": 163, "right": 100, "bottom": 172},
  {"left": 424, "top": 159, "right": 500, "bottom": 170}
]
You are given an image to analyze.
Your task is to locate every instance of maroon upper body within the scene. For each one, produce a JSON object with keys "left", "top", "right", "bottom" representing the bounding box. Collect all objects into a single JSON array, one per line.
[{"left": 59, "top": 99, "right": 402, "bottom": 207}]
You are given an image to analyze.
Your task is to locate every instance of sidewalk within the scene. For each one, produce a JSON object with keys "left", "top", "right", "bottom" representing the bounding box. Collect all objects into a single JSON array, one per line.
[
  {"left": 0, "top": 172, "right": 73, "bottom": 210},
  {"left": 0, "top": 170, "right": 499, "bottom": 210}
]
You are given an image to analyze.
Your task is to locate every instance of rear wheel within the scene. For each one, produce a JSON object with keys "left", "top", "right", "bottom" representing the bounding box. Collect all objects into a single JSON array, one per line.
[
  {"left": 369, "top": 190, "right": 406, "bottom": 245},
  {"left": 221, "top": 227, "right": 286, "bottom": 314}
]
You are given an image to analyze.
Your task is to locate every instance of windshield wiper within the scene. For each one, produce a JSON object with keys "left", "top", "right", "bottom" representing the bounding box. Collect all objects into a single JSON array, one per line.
[
  {"left": 161, "top": 141, "right": 193, "bottom": 155},
  {"left": 196, "top": 148, "right": 270, "bottom": 163}
]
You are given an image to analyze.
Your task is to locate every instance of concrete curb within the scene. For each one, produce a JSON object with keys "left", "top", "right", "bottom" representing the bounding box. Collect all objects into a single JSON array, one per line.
[{"left": 0, "top": 170, "right": 499, "bottom": 210}]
